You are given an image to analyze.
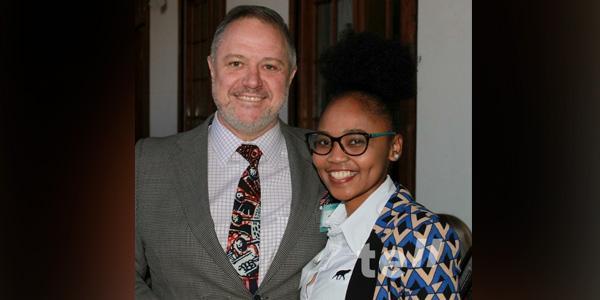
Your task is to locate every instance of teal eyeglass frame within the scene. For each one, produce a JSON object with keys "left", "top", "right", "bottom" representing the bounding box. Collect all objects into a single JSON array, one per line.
[{"left": 305, "top": 131, "right": 396, "bottom": 156}]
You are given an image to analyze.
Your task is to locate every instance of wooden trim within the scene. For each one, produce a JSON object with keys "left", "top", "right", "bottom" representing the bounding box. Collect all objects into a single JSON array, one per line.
[
  {"left": 135, "top": 0, "right": 150, "bottom": 141},
  {"left": 400, "top": 0, "right": 417, "bottom": 193},
  {"left": 331, "top": 0, "right": 338, "bottom": 43},
  {"left": 400, "top": 0, "right": 417, "bottom": 54},
  {"left": 215, "top": 0, "right": 226, "bottom": 24},
  {"left": 288, "top": 0, "right": 296, "bottom": 39},
  {"left": 288, "top": 0, "right": 298, "bottom": 126},
  {"left": 353, "top": 0, "right": 365, "bottom": 31},
  {"left": 296, "top": 0, "right": 317, "bottom": 129},
  {"left": 385, "top": 0, "right": 392, "bottom": 38},
  {"left": 178, "top": 0, "right": 185, "bottom": 132},
  {"left": 179, "top": 0, "right": 225, "bottom": 132}
]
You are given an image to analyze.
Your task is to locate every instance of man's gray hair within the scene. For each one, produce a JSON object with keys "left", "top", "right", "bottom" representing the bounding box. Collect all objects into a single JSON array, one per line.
[{"left": 210, "top": 5, "right": 297, "bottom": 69}]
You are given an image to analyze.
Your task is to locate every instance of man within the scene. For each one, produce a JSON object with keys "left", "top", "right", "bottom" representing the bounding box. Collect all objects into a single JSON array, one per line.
[{"left": 135, "top": 5, "right": 326, "bottom": 300}]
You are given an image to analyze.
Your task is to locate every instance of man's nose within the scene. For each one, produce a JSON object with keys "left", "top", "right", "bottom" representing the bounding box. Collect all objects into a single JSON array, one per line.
[{"left": 242, "top": 66, "right": 263, "bottom": 89}]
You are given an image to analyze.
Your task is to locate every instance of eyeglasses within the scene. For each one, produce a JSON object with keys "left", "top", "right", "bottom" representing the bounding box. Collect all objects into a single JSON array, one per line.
[{"left": 305, "top": 131, "right": 396, "bottom": 156}]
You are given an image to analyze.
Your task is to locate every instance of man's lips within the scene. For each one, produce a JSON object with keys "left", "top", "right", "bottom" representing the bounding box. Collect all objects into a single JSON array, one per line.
[{"left": 233, "top": 93, "right": 267, "bottom": 102}]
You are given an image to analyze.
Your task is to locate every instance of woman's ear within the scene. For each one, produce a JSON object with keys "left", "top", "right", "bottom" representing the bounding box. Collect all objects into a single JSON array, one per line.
[{"left": 388, "top": 134, "right": 403, "bottom": 161}]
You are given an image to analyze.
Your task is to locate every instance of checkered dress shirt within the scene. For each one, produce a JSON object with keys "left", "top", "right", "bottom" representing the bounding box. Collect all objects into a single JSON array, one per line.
[{"left": 208, "top": 113, "right": 292, "bottom": 285}]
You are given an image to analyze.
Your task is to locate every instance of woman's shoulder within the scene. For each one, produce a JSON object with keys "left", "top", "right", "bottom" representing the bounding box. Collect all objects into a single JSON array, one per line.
[
  {"left": 376, "top": 184, "right": 438, "bottom": 227},
  {"left": 375, "top": 184, "right": 459, "bottom": 246}
]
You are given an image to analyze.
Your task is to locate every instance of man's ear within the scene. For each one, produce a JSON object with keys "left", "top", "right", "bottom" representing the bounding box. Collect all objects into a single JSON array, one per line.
[
  {"left": 207, "top": 56, "right": 215, "bottom": 79},
  {"left": 287, "top": 65, "right": 297, "bottom": 86},
  {"left": 388, "top": 134, "right": 403, "bottom": 161}
]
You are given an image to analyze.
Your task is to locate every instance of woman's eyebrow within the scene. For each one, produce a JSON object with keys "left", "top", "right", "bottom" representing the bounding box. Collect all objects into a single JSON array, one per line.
[
  {"left": 342, "top": 129, "right": 367, "bottom": 134},
  {"left": 315, "top": 129, "right": 366, "bottom": 136}
]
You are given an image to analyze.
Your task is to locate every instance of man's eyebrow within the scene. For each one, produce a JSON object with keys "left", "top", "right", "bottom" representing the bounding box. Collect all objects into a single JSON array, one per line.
[
  {"left": 220, "top": 55, "right": 288, "bottom": 67},
  {"left": 262, "top": 57, "right": 285, "bottom": 64},
  {"left": 222, "top": 54, "right": 245, "bottom": 60}
]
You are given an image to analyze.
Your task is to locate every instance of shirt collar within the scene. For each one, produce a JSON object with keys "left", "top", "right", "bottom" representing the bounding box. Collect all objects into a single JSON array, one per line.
[
  {"left": 208, "top": 111, "right": 285, "bottom": 164},
  {"left": 325, "top": 176, "right": 397, "bottom": 255}
]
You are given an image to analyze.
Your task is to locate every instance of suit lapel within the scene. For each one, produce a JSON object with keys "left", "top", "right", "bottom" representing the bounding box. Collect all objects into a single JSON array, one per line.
[
  {"left": 261, "top": 123, "right": 323, "bottom": 287},
  {"left": 171, "top": 116, "right": 249, "bottom": 293}
]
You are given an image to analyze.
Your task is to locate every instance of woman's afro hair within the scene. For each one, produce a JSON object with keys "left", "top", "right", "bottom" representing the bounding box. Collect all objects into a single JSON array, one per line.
[{"left": 319, "top": 30, "right": 416, "bottom": 105}]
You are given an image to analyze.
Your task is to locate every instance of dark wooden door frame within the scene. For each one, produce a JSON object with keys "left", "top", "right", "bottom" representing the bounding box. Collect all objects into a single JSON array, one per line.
[
  {"left": 135, "top": 0, "right": 150, "bottom": 141},
  {"left": 178, "top": 0, "right": 225, "bottom": 132}
]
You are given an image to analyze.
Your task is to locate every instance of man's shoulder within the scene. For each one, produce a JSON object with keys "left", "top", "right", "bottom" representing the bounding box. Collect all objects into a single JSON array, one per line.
[
  {"left": 279, "top": 124, "right": 314, "bottom": 163},
  {"left": 280, "top": 123, "right": 311, "bottom": 144},
  {"left": 135, "top": 126, "right": 206, "bottom": 161},
  {"left": 135, "top": 134, "right": 178, "bottom": 151}
]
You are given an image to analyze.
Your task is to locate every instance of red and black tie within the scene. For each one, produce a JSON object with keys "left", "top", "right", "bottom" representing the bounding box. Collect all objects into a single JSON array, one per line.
[{"left": 226, "top": 144, "right": 262, "bottom": 294}]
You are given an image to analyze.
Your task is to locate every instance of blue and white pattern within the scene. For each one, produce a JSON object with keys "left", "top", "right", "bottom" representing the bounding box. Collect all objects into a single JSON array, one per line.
[{"left": 372, "top": 184, "right": 461, "bottom": 300}]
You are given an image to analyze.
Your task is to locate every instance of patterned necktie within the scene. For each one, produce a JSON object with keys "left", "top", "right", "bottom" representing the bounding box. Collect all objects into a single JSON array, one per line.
[{"left": 226, "top": 144, "right": 262, "bottom": 294}]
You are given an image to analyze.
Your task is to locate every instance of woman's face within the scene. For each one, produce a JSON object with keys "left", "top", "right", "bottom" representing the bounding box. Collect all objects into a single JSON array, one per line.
[{"left": 313, "top": 95, "right": 402, "bottom": 214}]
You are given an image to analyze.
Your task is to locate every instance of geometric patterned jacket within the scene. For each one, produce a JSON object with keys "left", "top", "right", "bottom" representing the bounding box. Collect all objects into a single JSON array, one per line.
[{"left": 335, "top": 183, "right": 462, "bottom": 300}]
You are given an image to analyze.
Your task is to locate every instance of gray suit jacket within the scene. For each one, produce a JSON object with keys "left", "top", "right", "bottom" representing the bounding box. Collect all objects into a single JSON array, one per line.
[{"left": 135, "top": 117, "right": 326, "bottom": 300}]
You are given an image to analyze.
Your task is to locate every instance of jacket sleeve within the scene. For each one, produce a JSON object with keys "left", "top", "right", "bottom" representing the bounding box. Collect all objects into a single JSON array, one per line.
[
  {"left": 381, "top": 218, "right": 462, "bottom": 299},
  {"left": 136, "top": 230, "right": 159, "bottom": 299},
  {"left": 135, "top": 139, "right": 160, "bottom": 300}
]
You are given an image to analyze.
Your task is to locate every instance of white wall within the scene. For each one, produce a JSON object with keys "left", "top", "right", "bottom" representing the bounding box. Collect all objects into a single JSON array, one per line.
[
  {"left": 416, "top": 1, "right": 472, "bottom": 228},
  {"left": 226, "top": 0, "right": 288, "bottom": 23},
  {"left": 149, "top": 0, "right": 179, "bottom": 137}
]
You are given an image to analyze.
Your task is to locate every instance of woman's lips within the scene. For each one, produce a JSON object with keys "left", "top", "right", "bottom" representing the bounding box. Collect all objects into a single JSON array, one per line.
[{"left": 327, "top": 170, "right": 357, "bottom": 183}]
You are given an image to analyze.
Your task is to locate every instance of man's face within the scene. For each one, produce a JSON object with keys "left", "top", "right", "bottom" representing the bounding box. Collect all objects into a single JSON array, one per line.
[{"left": 208, "top": 18, "right": 296, "bottom": 140}]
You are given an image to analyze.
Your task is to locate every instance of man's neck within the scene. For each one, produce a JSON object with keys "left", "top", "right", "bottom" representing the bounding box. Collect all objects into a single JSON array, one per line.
[{"left": 216, "top": 113, "right": 278, "bottom": 142}]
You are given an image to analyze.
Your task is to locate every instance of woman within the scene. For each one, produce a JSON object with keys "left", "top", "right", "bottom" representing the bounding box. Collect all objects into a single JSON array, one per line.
[{"left": 300, "top": 32, "right": 462, "bottom": 300}]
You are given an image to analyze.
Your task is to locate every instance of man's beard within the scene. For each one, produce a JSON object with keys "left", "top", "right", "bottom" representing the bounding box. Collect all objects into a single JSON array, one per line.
[{"left": 214, "top": 94, "right": 288, "bottom": 138}]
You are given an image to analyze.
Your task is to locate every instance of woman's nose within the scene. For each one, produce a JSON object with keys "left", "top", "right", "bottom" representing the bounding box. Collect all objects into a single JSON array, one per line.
[{"left": 327, "top": 141, "right": 349, "bottom": 162}]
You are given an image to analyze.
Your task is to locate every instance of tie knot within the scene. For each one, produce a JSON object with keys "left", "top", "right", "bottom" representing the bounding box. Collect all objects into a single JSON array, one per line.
[{"left": 236, "top": 144, "right": 262, "bottom": 165}]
